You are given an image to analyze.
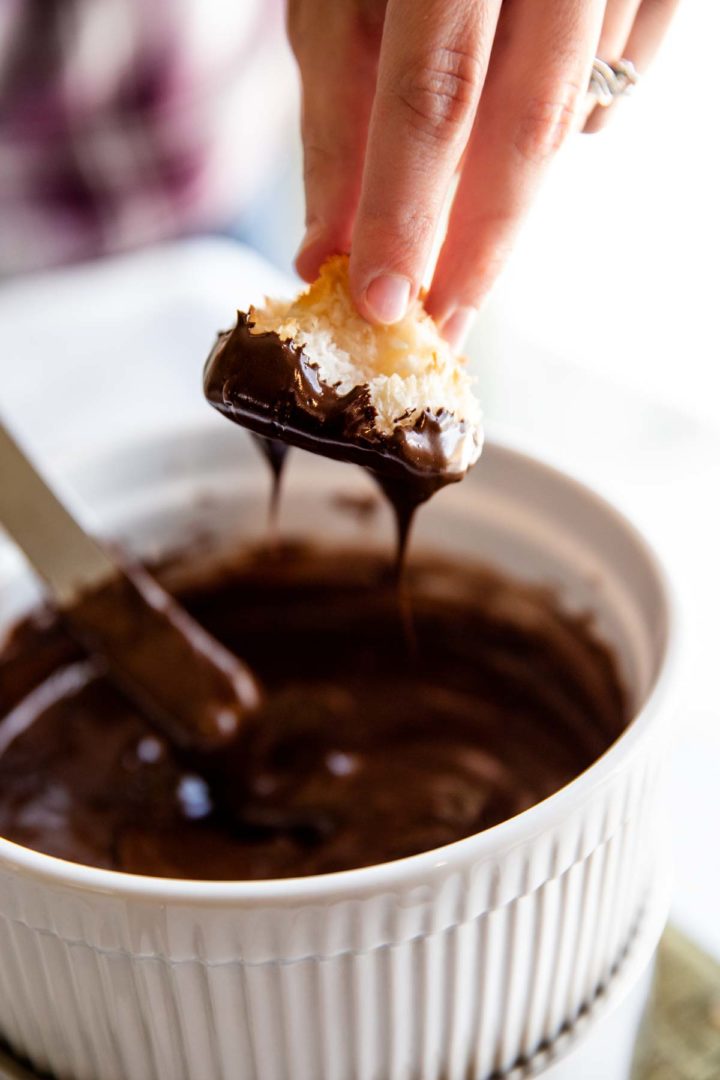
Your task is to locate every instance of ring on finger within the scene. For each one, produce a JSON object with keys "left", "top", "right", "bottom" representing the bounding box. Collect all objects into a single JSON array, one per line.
[{"left": 588, "top": 57, "right": 639, "bottom": 106}]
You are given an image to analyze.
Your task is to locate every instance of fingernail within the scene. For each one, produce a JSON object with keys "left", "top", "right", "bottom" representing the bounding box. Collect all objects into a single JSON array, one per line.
[
  {"left": 364, "top": 274, "right": 411, "bottom": 325},
  {"left": 441, "top": 307, "right": 476, "bottom": 350}
]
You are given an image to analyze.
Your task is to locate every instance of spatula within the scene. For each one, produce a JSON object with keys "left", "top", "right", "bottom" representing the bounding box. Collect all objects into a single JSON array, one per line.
[{"left": 0, "top": 419, "right": 261, "bottom": 754}]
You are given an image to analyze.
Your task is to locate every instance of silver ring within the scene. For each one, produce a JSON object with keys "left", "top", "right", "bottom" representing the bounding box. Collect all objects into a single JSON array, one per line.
[{"left": 588, "top": 58, "right": 639, "bottom": 107}]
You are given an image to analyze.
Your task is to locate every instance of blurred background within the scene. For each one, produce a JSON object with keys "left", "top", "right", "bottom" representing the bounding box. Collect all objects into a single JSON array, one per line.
[{"left": 0, "top": 0, "right": 718, "bottom": 974}]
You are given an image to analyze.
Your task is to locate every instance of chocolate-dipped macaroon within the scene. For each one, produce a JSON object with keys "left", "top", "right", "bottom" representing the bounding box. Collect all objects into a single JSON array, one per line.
[{"left": 203, "top": 257, "right": 483, "bottom": 555}]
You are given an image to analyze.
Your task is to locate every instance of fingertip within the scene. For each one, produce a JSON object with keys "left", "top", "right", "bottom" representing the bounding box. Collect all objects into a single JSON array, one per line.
[
  {"left": 426, "top": 240, "right": 501, "bottom": 332},
  {"left": 294, "top": 225, "right": 344, "bottom": 282},
  {"left": 437, "top": 306, "right": 477, "bottom": 350},
  {"left": 582, "top": 104, "right": 612, "bottom": 134},
  {"left": 294, "top": 249, "right": 319, "bottom": 284},
  {"left": 362, "top": 273, "right": 412, "bottom": 325},
  {"left": 349, "top": 243, "right": 418, "bottom": 324}
]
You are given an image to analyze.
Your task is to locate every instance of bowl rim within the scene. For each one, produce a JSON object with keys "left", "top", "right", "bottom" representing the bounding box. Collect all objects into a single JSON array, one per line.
[{"left": 0, "top": 430, "right": 680, "bottom": 905}]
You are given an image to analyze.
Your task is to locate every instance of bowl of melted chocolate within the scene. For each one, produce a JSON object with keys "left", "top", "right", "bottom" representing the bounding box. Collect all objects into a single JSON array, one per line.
[
  {"left": 0, "top": 428, "right": 675, "bottom": 1080},
  {"left": 0, "top": 544, "right": 627, "bottom": 881}
]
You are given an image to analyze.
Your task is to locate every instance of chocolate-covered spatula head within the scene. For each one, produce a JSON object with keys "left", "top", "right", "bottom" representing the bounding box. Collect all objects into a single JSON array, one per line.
[{"left": 0, "top": 419, "right": 261, "bottom": 754}]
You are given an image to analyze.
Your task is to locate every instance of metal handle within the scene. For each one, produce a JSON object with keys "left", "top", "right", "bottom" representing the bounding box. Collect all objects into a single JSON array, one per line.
[{"left": 0, "top": 419, "right": 115, "bottom": 607}]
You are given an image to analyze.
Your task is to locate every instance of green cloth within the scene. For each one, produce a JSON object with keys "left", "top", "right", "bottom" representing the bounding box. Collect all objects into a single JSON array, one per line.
[{"left": 633, "top": 926, "right": 720, "bottom": 1080}]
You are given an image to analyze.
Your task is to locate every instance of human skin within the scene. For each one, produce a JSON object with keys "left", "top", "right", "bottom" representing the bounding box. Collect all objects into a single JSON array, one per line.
[{"left": 288, "top": 0, "right": 679, "bottom": 345}]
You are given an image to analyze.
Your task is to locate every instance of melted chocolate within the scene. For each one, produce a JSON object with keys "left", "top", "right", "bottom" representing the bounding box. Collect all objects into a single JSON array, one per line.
[
  {"left": 0, "top": 547, "right": 627, "bottom": 880},
  {"left": 251, "top": 434, "right": 289, "bottom": 525},
  {"left": 203, "top": 316, "right": 472, "bottom": 563}
]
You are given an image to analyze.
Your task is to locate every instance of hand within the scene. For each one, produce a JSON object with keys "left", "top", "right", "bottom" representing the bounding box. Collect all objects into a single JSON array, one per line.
[{"left": 289, "top": 0, "right": 679, "bottom": 345}]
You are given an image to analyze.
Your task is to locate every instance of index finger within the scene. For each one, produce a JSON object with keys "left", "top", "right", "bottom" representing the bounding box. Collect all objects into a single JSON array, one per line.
[{"left": 349, "top": 0, "right": 501, "bottom": 324}]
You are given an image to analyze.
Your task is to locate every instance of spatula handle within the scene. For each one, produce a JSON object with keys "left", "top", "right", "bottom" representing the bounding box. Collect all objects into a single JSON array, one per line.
[{"left": 0, "top": 420, "right": 116, "bottom": 606}]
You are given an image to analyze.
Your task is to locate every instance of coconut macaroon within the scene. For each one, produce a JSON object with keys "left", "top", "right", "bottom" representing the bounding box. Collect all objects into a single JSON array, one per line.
[{"left": 203, "top": 255, "right": 483, "bottom": 499}]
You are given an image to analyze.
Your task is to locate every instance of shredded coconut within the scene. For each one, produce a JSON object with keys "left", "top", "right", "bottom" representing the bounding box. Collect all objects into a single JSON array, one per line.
[{"left": 249, "top": 256, "right": 483, "bottom": 460}]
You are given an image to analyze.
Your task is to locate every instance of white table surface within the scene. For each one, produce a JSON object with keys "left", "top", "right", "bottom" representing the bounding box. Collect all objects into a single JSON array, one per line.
[{"left": 1, "top": 237, "right": 718, "bottom": 959}]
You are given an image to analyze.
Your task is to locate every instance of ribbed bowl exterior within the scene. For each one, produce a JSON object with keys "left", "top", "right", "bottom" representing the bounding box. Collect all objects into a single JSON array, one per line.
[
  {"left": 0, "top": 717, "right": 670, "bottom": 1080},
  {"left": 0, "top": 433, "right": 677, "bottom": 1079}
]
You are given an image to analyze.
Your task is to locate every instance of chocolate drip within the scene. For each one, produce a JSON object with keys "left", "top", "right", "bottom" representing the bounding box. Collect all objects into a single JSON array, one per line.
[
  {"left": 371, "top": 469, "right": 452, "bottom": 582},
  {"left": 251, "top": 434, "right": 290, "bottom": 527},
  {"left": 0, "top": 547, "right": 627, "bottom": 880}
]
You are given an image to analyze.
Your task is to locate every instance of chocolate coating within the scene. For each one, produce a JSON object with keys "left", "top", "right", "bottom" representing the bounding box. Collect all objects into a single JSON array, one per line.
[
  {"left": 0, "top": 546, "right": 627, "bottom": 880},
  {"left": 203, "top": 315, "right": 470, "bottom": 501}
]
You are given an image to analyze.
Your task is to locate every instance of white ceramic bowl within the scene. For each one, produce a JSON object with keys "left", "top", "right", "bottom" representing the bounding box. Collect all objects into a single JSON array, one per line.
[{"left": 0, "top": 427, "right": 677, "bottom": 1080}]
